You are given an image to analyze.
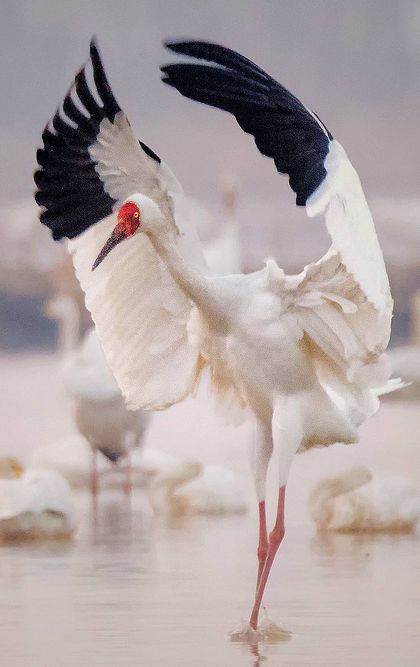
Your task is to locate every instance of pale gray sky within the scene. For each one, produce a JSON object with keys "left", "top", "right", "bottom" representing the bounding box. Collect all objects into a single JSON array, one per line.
[{"left": 1, "top": 0, "right": 420, "bottom": 208}]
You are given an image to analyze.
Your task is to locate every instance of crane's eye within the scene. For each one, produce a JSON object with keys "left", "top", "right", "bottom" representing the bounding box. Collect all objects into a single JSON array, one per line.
[{"left": 133, "top": 211, "right": 139, "bottom": 218}]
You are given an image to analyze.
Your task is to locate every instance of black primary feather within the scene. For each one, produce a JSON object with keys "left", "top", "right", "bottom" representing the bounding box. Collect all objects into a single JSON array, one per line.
[
  {"left": 34, "top": 38, "right": 160, "bottom": 241},
  {"left": 161, "top": 40, "right": 333, "bottom": 207}
]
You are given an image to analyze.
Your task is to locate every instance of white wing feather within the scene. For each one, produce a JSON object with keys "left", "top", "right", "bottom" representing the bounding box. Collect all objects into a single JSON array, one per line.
[
  {"left": 68, "top": 114, "right": 206, "bottom": 410},
  {"left": 270, "top": 141, "right": 393, "bottom": 419}
]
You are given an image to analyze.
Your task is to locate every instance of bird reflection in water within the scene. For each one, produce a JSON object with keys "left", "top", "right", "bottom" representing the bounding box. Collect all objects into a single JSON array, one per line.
[
  {"left": 86, "top": 491, "right": 143, "bottom": 547},
  {"left": 311, "top": 529, "right": 419, "bottom": 573}
]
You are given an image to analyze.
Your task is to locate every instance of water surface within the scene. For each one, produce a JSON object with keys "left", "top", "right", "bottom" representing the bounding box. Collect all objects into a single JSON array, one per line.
[{"left": 0, "top": 354, "right": 419, "bottom": 666}]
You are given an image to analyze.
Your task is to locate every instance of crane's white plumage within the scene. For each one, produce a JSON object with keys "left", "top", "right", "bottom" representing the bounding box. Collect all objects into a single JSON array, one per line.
[
  {"left": 35, "top": 38, "right": 397, "bottom": 631},
  {"left": 69, "top": 211, "right": 205, "bottom": 410},
  {"left": 53, "top": 54, "right": 206, "bottom": 409},
  {"left": 69, "top": 136, "right": 393, "bottom": 432}
]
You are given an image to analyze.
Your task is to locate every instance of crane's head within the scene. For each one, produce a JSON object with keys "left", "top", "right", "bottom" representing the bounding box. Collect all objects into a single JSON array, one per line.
[{"left": 92, "top": 194, "right": 163, "bottom": 270}]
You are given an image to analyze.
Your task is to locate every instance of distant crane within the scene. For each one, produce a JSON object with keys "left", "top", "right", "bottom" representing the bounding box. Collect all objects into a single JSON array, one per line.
[
  {"left": 203, "top": 174, "right": 242, "bottom": 274},
  {"left": 0, "top": 468, "right": 76, "bottom": 541},
  {"left": 309, "top": 467, "right": 420, "bottom": 533},
  {"left": 46, "top": 296, "right": 150, "bottom": 496}
]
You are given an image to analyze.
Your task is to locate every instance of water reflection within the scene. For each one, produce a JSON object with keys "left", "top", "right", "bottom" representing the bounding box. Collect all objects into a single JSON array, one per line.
[
  {"left": 311, "top": 529, "right": 419, "bottom": 560},
  {"left": 248, "top": 642, "right": 266, "bottom": 667},
  {"left": 0, "top": 490, "right": 419, "bottom": 666},
  {"left": 1, "top": 385, "right": 420, "bottom": 666}
]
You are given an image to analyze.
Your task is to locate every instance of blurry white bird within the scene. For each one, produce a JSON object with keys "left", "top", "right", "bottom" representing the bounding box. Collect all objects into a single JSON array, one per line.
[
  {"left": 0, "top": 200, "right": 63, "bottom": 296},
  {"left": 35, "top": 39, "right": 396, "bottom": 632},
  {"left": 46, "top": 295, "right": 150, "bottom": 495},
  {"left": 0, "top": 469, "right": 76, "bottom": 541},
  {"left": 203, "top": 175, "right": 242, "bottom": 274},
  {"left": 309, "top": 467, "right": 420, "bottom": 533},
  {"left": 149, "top": 459, "right": 247, "bottom": 516},
  {"left": 387, "top": 345, "right": 420, "bottom": 400},
  {"left": 45, "top": 294, "right": 82, "bottom": 356}
]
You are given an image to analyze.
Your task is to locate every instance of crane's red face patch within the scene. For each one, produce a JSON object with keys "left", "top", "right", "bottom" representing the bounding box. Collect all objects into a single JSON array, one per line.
[
  {"left": 92, "top": 202, "right": 141, "bottom": 271},
  {"left": 117, "top": 201, "right": 141, "bottom": 236}
]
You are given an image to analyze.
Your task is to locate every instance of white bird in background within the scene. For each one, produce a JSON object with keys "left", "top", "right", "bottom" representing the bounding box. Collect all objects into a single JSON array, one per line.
[
  {"left": 0, "top": 468, "right": 76, "bottom": 541},
  {"left": 309, "top": 467, "right": 420, "bottom": 533},
  {"left": 203, "top": 175, "right": 242, "bottom": 274},
  {"left": 46, "top": 295, "right": 150, "bottom": 496},
  {"left": 0, "top": 200, "right": 63, "bottom": 296},
  {"left": 149, "top": 459, "right": 248, "bottom": 517},
  {"left": 35, "top": 39, "right": 396, "bottom": 634}
]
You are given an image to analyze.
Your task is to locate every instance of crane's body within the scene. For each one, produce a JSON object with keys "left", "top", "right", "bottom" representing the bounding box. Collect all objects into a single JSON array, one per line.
[
  {"left": 171, "top": 265, "right": 355, "bottom": 450},
  {"left": 34, "top": 38, "right": 397, "bottom": 637}
]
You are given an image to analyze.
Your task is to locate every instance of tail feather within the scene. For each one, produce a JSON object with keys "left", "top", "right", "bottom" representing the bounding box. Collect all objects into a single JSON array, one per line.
[{"left": 376, "top": 377, "right": 409, "bottom": 396}]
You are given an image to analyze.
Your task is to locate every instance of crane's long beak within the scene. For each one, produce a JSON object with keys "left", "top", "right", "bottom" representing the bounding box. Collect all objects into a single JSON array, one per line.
[{"left": 92, "top": 224, "right": 126, "bottom": 271}]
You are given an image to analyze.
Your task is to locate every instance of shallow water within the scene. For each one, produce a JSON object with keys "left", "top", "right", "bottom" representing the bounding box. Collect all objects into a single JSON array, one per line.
[
  {"left": 1, "top": 497, "right": 419, "bottom": 666},
  {"left": 1, "top": 354, "right": 420, "bottom": 665}
]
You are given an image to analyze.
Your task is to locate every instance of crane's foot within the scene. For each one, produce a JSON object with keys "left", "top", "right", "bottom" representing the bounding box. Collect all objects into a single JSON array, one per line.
[
  {"left": 230, "top": 615, "right": 291, "bottom": 644},
  {"left": 122, "top": 478, "right": 132, "bottom": 496}
]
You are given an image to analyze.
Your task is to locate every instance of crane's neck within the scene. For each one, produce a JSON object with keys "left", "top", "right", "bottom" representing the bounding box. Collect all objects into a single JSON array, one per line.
[{"left": 148, "top": 231, "right": 227, "bottom": 325}]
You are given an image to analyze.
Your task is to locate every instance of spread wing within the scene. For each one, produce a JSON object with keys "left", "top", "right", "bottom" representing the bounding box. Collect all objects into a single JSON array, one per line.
[
  {"left": 162, "top": 41, "right": 393, "bottom": 401},
  {"left": 35, "top": 39, "right": 205, "bottom": 410}
]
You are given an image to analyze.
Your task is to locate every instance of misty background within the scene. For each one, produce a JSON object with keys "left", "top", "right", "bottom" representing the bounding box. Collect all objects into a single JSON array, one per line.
[{"left": 0, "top": 1, "right": 419, "bottom": 347}]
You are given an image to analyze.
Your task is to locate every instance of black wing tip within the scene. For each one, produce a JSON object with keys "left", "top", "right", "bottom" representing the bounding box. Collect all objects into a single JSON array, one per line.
[
  {"left": 160, "top": 64, "right": 181, "bottom": 80},
  {"left": 163, "top": 38, "right": 236, "bottom": 55},
  {"left": 34, "top": 36, "right": 123, "bottom": 242},
  {"left": 139, "top": 140, "right": 161, "bottom": 164},
  {"left": 161, "top": 39, "right": 333, "bottom": 207},
  {"left": 89, "top": 35, "right": 100, "bottom": 57},
  {"left": 89, "top": 36, "right": 108, "bottom": 78},
  {"left": 89, "top": 36, "right": 105, "bottom": 72},
  {"left": 163, "top": 38, "right": 201, "bottom": 52}
]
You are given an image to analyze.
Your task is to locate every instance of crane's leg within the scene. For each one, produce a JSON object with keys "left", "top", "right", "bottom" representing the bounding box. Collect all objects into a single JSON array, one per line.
[
  {"left": 250, "top": 419, "right": 273, "bottom": 591},
  {"left": 90, "top": 448, "right": 99, "bottom": 496},
  {"left": 249, "top": 400, "right": 302, "bottom": 630},
  {"left": 123, "top": 450, "right": 132, "bottom": 496}
]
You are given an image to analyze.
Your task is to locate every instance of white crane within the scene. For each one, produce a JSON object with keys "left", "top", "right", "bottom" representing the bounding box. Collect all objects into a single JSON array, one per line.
[
  {"left": 149, "top": 459, "right": 247, "bottom": 517},
  {"left": 0, "top": 468, "right": 76, "bottom": 541},
  {"left": 35, "top": 39, "right": 396, "bottom": 635},
  {"left": 309, "top": 467, "right": 420, "bottom": 533},
  {"left": 203, "top": 175, "right": 242, "bottom": 274},
  {"left": 46, "top": 295, "right": 150, "bottom": 496}
]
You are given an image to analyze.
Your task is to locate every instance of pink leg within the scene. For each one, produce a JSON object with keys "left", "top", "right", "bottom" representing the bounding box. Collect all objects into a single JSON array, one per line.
[
  {"left": 123, "top": 451, "right": 132, "bottom": 496},
  {"left": 250, "top": 486, "right": 286, "bottom": 630},
  {"left": 251, "top": 419, "right": 273, "bottom": 594},
  {"left": 256, "top": 500, "right": 268, "bottom": 591},
  {"left": 90, "top": 448, "right": 99, "bottom": 496}
]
